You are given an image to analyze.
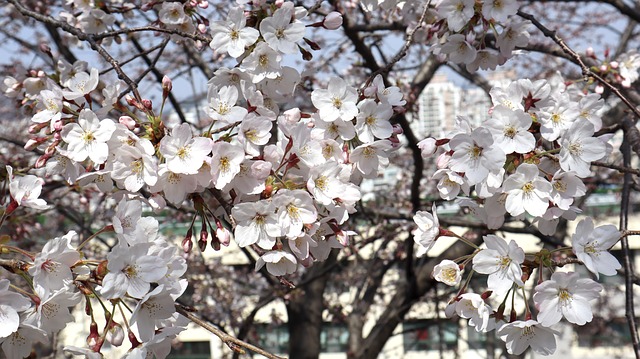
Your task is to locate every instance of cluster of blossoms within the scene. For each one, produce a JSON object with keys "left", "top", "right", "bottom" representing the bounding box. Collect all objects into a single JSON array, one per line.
[
  {"left": 0, "top": 195, "right": 188, "bottom": 358},
  {"left": 430, "top": 0, "right": 530, "bottom": 72},
  {"left": 412, "top": 74, "right": 624, "bottom": 355},
  {"left": 0, "top": 1, "right": 408, "bottom": 357}
]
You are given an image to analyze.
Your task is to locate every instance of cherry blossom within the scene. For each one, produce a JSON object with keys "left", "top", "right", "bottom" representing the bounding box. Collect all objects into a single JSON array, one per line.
[
  {"left": 472, "top": 235, "right": 525, "bottom": 294},
  {"left": 534, "top": 271, "right": 603, "bottom": 326},
  {"left": 497, "top": 320, "right": 558, "bottom": 355},
  {"left": 572, "top": 217, "right": 622, "bottom": 278}
]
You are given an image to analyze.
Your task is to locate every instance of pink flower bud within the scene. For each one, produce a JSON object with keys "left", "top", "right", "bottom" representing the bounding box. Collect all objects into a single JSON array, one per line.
[
  {"left": 35, "top": 154, "right": 50, "bottom": 168},
  {"left": 323, "top": 11, "right": 343, "bottom": 30},
  {"left": 436, "top": 152, "right": 451, "bottom": 169},
  {"left": 392, "top": 124, "right": 403, "bottom": 135},
  {"left": 24, "top": 137, "right": 45, "bottom": 151},
  {"left": 142, "top": 99, "right": 153, "bottom": 110},
  {"left": 216, "top": 227, "right": 230, "bottom": 247},
  {"left": 119, "top": 116, "right": 137, "bottom": 130},
  {"left": 417, "top": 137, "right": 437, "bottom": 158},
  {"left": 198, "top": 23, "right": 207, "bottom": 34},
  {"left": 595, "top": 84, "right": 605, "bottom": 93},
  {"left": 599, "top": 64, "right": 608, "bottom": 72},
  {"left": 585, "top": 47, "right": 594, "bottom": 57},
  {"left": 199, "top": 1, "right": 209, "bottom": 9},
  {"left": 162, "top": 75, "right": 172, "bottom": 92},
  {"left": 106, "top": 322, "right": 125, "bottom": 347},
  {"left": 610, "top": 61, "right": 619, "bottom": 69}
]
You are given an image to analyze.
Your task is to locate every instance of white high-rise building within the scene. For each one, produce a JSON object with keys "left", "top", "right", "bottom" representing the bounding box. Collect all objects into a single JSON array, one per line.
[{"left": 413, "top": 71, "right": 515, "bottom": 138}]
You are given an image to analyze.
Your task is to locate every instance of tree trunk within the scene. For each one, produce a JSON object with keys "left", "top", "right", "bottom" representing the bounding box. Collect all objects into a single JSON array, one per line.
[{"left": 286, "top": 253, "right": 337, "bottom": 358}]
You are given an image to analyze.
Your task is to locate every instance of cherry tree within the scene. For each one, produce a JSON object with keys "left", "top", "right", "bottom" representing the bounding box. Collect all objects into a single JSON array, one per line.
[{"left": 0, "top": 0, "right": 639, "bottom": 359}]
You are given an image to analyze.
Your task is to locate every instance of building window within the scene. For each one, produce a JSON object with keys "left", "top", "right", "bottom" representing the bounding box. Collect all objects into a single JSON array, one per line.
[
  {"left": 250, "top": 323, "right": 348, "bottom": 355},
  {"left": 402, "top": 320, "right": 458, "bottom": 352},
  {"left": 320, "top": 323, "right": 349, "bottom": 353},
  {"left": 577, "top": 317, "right": 633, "bottom": 348},
  {"left": 252, "top": 324, "right": 289, "bottom": 355},
  {"left": 167, "top": 341, "right": 211, "bottom": 359}
]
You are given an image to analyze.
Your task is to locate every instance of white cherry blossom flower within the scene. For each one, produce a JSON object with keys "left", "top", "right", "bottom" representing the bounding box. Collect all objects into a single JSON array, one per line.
[
  {"left": 100, "top": 243, "right": 167, "bottom": 299},
  {"left": 260, "top": 2, "right": 305, "bottom": 54},
  {"left": 160, "top": 123, "right": 212, "bottom": 175},
  {"left": 209, "top": 6, "right": 260, "bottom": 58},
  {"left": 255, "top": 250, "right": 298, "bottom": 276},
  {"left": 151, "top": 165, "right": 198, "bottom": 205},
  {"left": 0, "top": 279, "right": 32, "bottom": 338},
  {"left": 232, "top": 201, "right": 281, "bottom": 249},
  {"left": 62, "top": 68, "right": 99, "bottom": 100},
  {"left": 311, "top": 77, "right": 359, "bottom": 122},
  {"left": 482, "top": 0, "right": 519, "bottom": 22},
  {"left": 559, "top": 120, "right": 605, "bottom": 178},
  {"left": 210, "top": 142, "right": 245, "bottom": 190},
  {"left": 243, "top": 42, "right": 282, "bottom": 83},
  {"left": 350, "top": 140, "right": 393, "bottom": 178},
  {"left": 60, "top": 109, "right": 116, "bottom": 165},
  {"left": 572, "top": 217, "right": 621, "bottom": 278},
  {"left": 440, "top": 34, "right": 477, "bottom": 64},
  {"left": 7, "top": 166, "right": 49, "bottom": 210},
  {"left": 0, "top": 323, "right": 47, "bottom": 359},
  {"left": 455, "top": 293, "right": 493, "bottom": 332},
  {"left": 29, "top": 286, "right": 81, "bottom": 334},
  {"left": 449, "top": 127, "right": 506, "bottom": 185},
  {"left": 413, "top": 204, "right": 440, "bottom": 256},
  {"left": 550, "top": 170, "right": 586, "bottom": 210},
  {"left": 497, "top": 320, "right": 558, "bottom": 355},
  {"left": 496, "top": 20, "right": 530, "bottom": 57},
  {"left": 473, "top": 235, "right": 525, "bottom": 294},
  {"left": 534, "top": 271, "right": 603, "bottom": 327},
  {"left": 538, "top": 94, "right": 579, "bottom": 141},
  {"left": 485, "top": 106, "right": 535, "bottom": 154},
  {"left": 502, "top": 163, "right": 552, "bottom": 217},
  {"left": 206, "top": 85, "right": 248, "bottom": 124},
  {"left": 130, "top": 285, "right": 176, "bottom": 342},
  {"left": 273, "top": 189, "right": 317, "bottom": 238},
  {"left": 28, "top": 231, "right": 80, "bottom": 297},
  {"left": 437, "top": 0, "right": 475, "bottom": 32},
  {"left": 432, "top": 169, "right": 469, "bottom": 200},
  {"left": 433, "top": 260, "right": 463, "bottom": 286},
  {"left": 355, "top": 99, "right": 394, "bottom": 143}
]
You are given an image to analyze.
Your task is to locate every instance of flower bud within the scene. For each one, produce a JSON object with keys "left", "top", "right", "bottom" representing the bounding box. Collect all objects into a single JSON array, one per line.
[
  {"left": 610, "top": 61, "right": 619, "bottom": 69},
  {"left": 142, "top": 98, "right": 153, "bottom": 111},
  {"left": 303, "top": 38, "right": 321, "bottom": 51},
  {"left": 182, "top": 235, "right": 193, "bottom": 253},
  {"left": 162, "top": 75, "right": 172, "bottom": 93},
  {"left": 417, "top": 137, "right": 437, "bottom": 158},
  {"left": 199, "top": 0, "right": 209, "bottom": 9},
  {"left": 436, "top": 152, "right": 451, "bottom": 169},
  {"left": 106, "top": 322, "right": 125, "bottom": 347},
  {"left": 34, "top": 154, "right": 50, "bottom": 169},
  {"left": 599, "top": 64, "right": 608, "bottom": 72},
  {"left": 585, "top": 46, "right": 595, "bottom": 57},
  {"left": 216, "top": 227, "right": 230, "bottom": 247},
  {"left": 323, "top": 11, "right": 343, "bottom": 30},
  {"left": 119, "top": 116, "right": 137, "bottom": 130},
  {"left": 198, "top": 23, "right": 207, "bottom": 34}
]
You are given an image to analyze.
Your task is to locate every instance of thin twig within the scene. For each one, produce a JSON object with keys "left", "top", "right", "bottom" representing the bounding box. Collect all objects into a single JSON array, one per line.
[
  {"left": 7, "top": 0, "right": 144, "bottom": 103},
  {"left": 619, "top": 136, "right": 640, "bottom": 358},
  {"left": 175, "top": 305, "right": 287, "bottom": 359},
  {"left": 592, "top": 161, "right": 640, "bottom": 176},
  {"left": 367, "top": 0, "right": 431, "bottom": 83},
  {"left": 518, "top": 10, "right": 640, "bottom": 120}
]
